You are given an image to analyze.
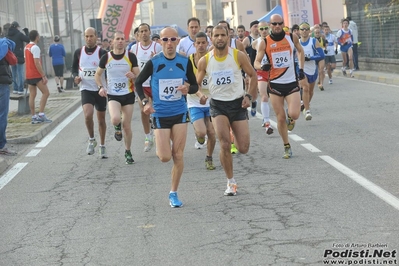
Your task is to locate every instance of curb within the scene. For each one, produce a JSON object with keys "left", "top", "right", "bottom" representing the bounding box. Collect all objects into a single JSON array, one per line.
[
  {"left": 333, "top": 70, "right": 399, "bottom": 86},
  {"left": 0, "top": 157, "right": 7, "bottom": 174},
  {"left": 7, "top": 98, "right": 82, "bottom": 144}
]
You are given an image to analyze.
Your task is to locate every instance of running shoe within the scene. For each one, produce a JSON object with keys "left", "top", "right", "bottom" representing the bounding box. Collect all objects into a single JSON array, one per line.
[
  {"left": 114, "top": 123, "right": 122, "bottom": 141},
  {"left": 300, "top": 100, "right": 304, "bottom": 112},
  {"left": 194, "top": 141, "right": 205, "bottom": 149},
  {"left": 0, "top": 147, "right": 17, "bottom": 156},
  {"left": 304, "top": 109, "right": 312, "bottom": 121},
  {"left": 57, "top": 86, "right": 62, "bottom": 93},
  {"left": 262, "top": 122, "right": 274, "bottom": 135},
  {"left": 319, "top": 85, "right": 324, "bottom": 91},
  {"left": 329, "top": 79, "right": 333, "bottom": 84},
  {"left": 205, "top": 156, "right": 216, "bottom": 170},
  {"left": 350, "top": 69, "right": 354, "bottom": 78},
  {"left": 224, "top": 183, "right": 237, "bottom": 196},
  {"left": 250, "top": 100, "right": 257, "bottom": 117},
  {"left": 31, "top": 116, "right": 43, "bottom": 124},
  {"left": 231, "top": 143, "right": 238, "bottom": 154},
  {"left": 286, "top": 110, "right": 295, "bottom": 131},
  {"left": 86, "top": 139, "right": 97, "bottom": 155},
  {"left": 99, "top": 146, "right": 108, "bottom": 159},
  {"left": 125, "top": 150, "right": 134, "bottom": 164},
  {"left": 283, "top": 144, "right": 292, "bottom": 159},
  {"left": 342, "top": 67, "right": 347, "bottom": 76},
  {"left": 144, "top": 136, "right": 154, "bottom": 152},
  {"left": 38, "top": 114, "right": 52, "bottom": 123},
  {"left": 169, "top": 192, "right": 183, "bottom": 207},
  {"left": 197, "top": 136, "right": 206, "bottom": 145}
]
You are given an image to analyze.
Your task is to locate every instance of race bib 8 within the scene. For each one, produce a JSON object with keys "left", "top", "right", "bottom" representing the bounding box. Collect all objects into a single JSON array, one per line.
[
  {"left": 211, "top": 69, "right": 234, "bottom": 86},
  {"left": 271, "top": 51, "right": 291, "bottom": 68},
  {"left": 159, "top": 78, "right": 183, "bottom": 101},
  {"left": 261, "top": 55, "right": 269, "bottom": 65}
]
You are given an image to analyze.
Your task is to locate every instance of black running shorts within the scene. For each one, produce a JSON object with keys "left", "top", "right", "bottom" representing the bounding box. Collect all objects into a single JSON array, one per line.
[
  {"left": 210, "top": 97, "right": 248, "bottom": 124},
  {"left": 107, "top": 92, "right": 135, "bottom": 106},
  {"left": 81, "top": 90, "right": 107, "bottom": 111}
]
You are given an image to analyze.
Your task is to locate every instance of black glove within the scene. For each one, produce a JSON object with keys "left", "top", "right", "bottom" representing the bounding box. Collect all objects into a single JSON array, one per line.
[
  {"left": 22, "top": 28, "right": 29, "bottom": 35},
  {"left": 261, "top": 63, "right": 271, "bottom": 71},
  {"left": 298, "top": 69, "right": 305, "bottom": 80},
  {"left": 324, "top": 50, "right": 328, "bottom": 54},
  {"left": 305, "top": 57, "right": 310, "bottom": 61},
  {"left": 335, "top": 49, "right": 338, "bottom": 55}
]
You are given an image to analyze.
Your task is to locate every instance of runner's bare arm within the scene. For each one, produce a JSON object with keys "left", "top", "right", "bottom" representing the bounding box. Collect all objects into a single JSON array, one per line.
[
  {"left": 239, "top": 51, "right": 257, "bottom": 101},
  {"left": 254, "top": 40, "right": 266, "bottom": 70}
]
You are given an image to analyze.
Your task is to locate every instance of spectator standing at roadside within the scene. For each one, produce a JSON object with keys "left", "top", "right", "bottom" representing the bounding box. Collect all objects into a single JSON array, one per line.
[
  {"left": 0, "top": 32, "right": 18, "bottom": 155},
  {"left": 49, "top": 35, "right": 66, "bottom": 92},
  {"left": 102, "top": 39, "right": 111, "bottom": 51},
  {"left": 347, "top": 17, "right": 359, "bottom": 70},
  {"left": 25, "top": 30, "right": 52, "bottom": 124},
  {"left": 7, "top": 21, "right": 29, "bottom": 95}
]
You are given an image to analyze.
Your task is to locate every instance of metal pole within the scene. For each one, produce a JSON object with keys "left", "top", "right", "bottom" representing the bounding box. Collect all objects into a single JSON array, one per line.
[
  {"left": 6, "top": 0, "right": 10, "bottom": 22},
  {"left": 67, "top": 0, "right": 75, "bottom": 53},
  {"left": 64, "top": 0, "right": 68, "bottom": 36},
  {"left": 43, "top": 0, "right": 54, "bottom": 38},
  {"left": 52, "top": 0, "right": 60, "bottom": 36},
  {"left": 319, "top": 0, "right": 323, "bottom": 23},
  {"left": 91, "top": 0, "right": 95, "bottom": 21},
  {"left": 49, "top": 0, "right": 63, "bottom": 76},
  {"left": 80, "top": 0, "right": 86, "bottom": 31}
]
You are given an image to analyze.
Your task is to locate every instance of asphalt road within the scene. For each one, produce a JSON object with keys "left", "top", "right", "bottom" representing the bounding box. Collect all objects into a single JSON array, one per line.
[{"left": 0, "top": 75, "right": 398, "bottom": 266}]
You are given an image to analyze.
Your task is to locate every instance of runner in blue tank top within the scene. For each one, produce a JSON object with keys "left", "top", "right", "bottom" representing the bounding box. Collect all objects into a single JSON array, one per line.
[{"left": 135, "top": 27, "right": 199, "bottom": 208}]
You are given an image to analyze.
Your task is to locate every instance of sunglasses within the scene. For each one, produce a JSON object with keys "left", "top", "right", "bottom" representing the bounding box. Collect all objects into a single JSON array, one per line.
[
  {"left": 300, "top": 28, "right": 310, "bottom": 31},
  {"left": 259, "top": 27, "right": 269, "bottom": 31},
  {"left": 161, "top": 37, "right": 178, "bottom": 42},
  {"left": 271, "top": 22, "right": 284, "bottom": 26}
]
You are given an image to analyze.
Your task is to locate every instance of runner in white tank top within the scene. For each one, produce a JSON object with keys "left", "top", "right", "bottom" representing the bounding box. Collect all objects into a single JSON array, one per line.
[
  {"left": 71, "top": 27, "right": 109, "bottom": 158},
  {"left": 196, "top": 25, "right": 258, "bottom": 196},
  {"left": 130, "top": 23, "right": 162, "bottom": 152}
]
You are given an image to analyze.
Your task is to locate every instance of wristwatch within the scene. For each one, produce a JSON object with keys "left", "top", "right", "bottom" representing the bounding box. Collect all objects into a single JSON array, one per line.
[
  {"left": 142, "top": 99, "right": 149, "bottom": 106},
  {"left": 245, "top": 93, "right": 252, "bottom": 101},
  {"left": 98, "top": 85, "right": 104, "bottom": 90}
]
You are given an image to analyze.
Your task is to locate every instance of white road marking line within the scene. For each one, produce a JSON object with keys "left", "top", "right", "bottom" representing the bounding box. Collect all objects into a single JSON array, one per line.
[
  {"left": 289, "top": 134, "right": 305, "bottom": 142},
  {"left": 36, "top": 108, "right": 82, "bottom": 148},
  {"left": 251, "top": 101, "right": 399, "bottom": 211},
  {"left": 0, "top": 163, "right": 28, "bottom": 190},
  {"left": 26, "top": 149, "right": 42, "bottom": 157},
  {"left": 320, "top": 155, "right": 399, "bottom": 211},
  {"left": 301, "top": 143, "right": 321, "bottom": 152}
]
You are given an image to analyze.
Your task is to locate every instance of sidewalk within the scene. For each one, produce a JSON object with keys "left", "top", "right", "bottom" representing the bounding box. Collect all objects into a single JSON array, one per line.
[
  {"left": 1, "top": 76, "right": 81, "bottom": 173},
  {"left": 333, "top": 68, "right": 399, "bottom": 86},
  {"left": 1, "top": 69, "right": 399, "bottom": 174}
]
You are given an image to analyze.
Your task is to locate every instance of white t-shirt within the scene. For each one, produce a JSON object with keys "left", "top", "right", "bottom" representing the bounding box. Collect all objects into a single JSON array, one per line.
[{"left": 29, "top": 43, "right": 41, "bottom": 58}]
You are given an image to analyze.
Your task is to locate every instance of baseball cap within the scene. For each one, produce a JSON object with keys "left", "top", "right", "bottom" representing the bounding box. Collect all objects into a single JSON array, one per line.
[
  {"left": 151, "top": 34, "right": 160, "bottom": 40},
  {"left": 54, "top": 35, "right": 60, "bottom": 42},
  {"left": 250, "top": 20, "right": 259, "bottom": 28},
  {"left": 11, "top": 21, "right": 20, "bottom": 28}
]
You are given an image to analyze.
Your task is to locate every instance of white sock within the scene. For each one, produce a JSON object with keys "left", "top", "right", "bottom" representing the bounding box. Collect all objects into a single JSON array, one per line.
[
  {"left": 89, "top": 137, "right": 95, "bottom": 141},
  {"left": 261, "top": 102, "right": 270, "bottom": 123},
  {"left": 145, "top": 133, "right": 152, "bottom": 139},
  {"left": 228, "top": 178, "right": 236, "bottom": 184}
]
